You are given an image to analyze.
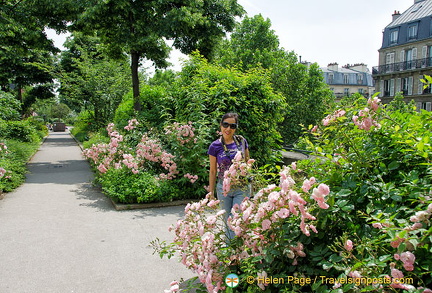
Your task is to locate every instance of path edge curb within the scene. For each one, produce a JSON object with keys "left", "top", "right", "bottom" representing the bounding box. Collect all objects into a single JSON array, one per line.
[{"left": 110, "top": 198, "right": 192, "bottom": 211}]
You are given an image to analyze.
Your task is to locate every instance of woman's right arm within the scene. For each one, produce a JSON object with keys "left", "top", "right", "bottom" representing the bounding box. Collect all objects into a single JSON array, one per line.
[{"left": 208, "top": 155, "right": 217, "bottom": 200}]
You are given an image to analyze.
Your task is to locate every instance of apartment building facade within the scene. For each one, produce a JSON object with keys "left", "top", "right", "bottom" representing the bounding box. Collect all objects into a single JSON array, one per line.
[
  {"left": 372, "top": 0, "right": 432, "bottom": 111},
  {"left": 321, "top": 63, "right": 375, "bottom": 99}
]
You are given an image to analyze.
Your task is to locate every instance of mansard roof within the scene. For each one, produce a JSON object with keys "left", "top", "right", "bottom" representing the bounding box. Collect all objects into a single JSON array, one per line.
[{"left": 387, "top": 0, "right": 432, "bottom": 28}]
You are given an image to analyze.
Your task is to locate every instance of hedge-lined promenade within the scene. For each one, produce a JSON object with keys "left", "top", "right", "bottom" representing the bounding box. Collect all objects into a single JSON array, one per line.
[{"left": 0, "top": 131, "right": 194, "bottom": 292}]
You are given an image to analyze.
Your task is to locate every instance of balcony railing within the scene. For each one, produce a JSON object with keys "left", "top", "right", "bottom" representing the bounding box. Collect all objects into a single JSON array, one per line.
[{"left": 372, "top": 58, "right": 432, "bottom": 75}]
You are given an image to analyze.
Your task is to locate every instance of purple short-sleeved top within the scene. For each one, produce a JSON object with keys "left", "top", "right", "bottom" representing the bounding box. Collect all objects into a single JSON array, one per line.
[{"left": 207, "top": 137, "right": 248, "bottom": 179}]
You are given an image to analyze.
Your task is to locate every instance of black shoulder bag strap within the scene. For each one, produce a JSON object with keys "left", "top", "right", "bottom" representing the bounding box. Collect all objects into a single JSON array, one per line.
[{"left": 221, "top": 135, "right": 244, "bottom": 162}]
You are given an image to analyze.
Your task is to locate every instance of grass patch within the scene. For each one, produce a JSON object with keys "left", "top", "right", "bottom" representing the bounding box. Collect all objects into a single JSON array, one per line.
[{"left": 0, "top": 139, "right": 41, "bottom": 192}]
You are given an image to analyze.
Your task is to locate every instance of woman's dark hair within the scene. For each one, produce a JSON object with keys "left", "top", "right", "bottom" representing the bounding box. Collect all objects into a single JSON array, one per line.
[{"left": 220, "top": 112, "right": 239, "bottom": 124}]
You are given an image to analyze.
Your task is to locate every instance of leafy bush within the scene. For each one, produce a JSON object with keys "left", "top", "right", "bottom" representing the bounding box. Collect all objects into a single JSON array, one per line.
[
  {"left": 0, "top": 139, "right": 40, "bottom": 192},
  {"left": 171, "top": 53, "right": 287, "bottom": 166},
  {"left": 82, "top": 131, "right": 109, "bottom": 150},
  {"left": 71, "top": 110, "right": 98, "bottom": 142},
  {"left": 83, "top": 119, "right": 208, "bottom": 203},
  {"left": 155, "top": 95, "right": 432, "bottom": 292},
  {"left": 114, "top": 85, "right": 171, "bottom": 131},
  {"left": 0, "top": 91, "right": 21, "bottom": 121},
  {"left": 0, "top": 119, "right": 40, "bottom": 142},
  {"left": 98, "top": 167, "right": 169, "bottom": 204}
]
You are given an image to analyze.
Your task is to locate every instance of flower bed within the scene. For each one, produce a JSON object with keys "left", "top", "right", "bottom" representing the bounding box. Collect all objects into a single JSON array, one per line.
[{"left": 155, "top": 95, "right": 432, "bottom": 292}]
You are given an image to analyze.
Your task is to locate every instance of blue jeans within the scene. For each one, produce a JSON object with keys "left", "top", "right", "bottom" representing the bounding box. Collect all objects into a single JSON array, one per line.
[{"left": 216, "top": 179, "right": 250, "bottom": 240}]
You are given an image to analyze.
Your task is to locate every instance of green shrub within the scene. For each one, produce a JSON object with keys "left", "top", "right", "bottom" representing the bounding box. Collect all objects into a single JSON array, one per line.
[
  {"left": 98, "top": 167, "right": 169, "bottom": 204},
  {"left": 113, "top": 85, "right": 171, "bottom": 131},
  {"left": 71, "top": 110, "right": 97, "bottom": 142},
  {"left": 172, "top": 53, "right": 286, "bottom": 166},
  {"left": 0, "top": 119, "right": 43, "bottom": 143},
  {"left": 155, "top": 95, "right": 432, "bottom": 292},
  {"left": 0, "top": 91, "right": 21, "bottom": 121},
  {"left": 0, "top": 139, "right": 40, "bottom": 192},
  {"left": 82, "top": 131, "right": 109, "bottom": 149}
]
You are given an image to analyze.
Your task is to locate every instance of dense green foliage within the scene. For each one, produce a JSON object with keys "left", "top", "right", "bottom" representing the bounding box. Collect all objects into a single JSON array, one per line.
[
  {"left": 0, "top": 91, "right": 21, "bottom": 120},
  {"left": 0, "top": 118, "right": 47, "bottom": 193},
  {"left": 0, "top": 0, "right": 59, "bottom": 108},
  {"left": 214, "top": 15, "right": 333, "bottom": 144},
  {"left": 73, "top": 0, "right": 244, "bottom": 111},
  {"left": 171, "top": 53, "right": 286, "bottom": 165},
  {"left": 59, "top": 32, "right": 131, "bottom": 128},
  {"left": 113, "top": 85, "right": 171, "bottom": 131},
  {"left": 155, "top": 95, "right": 432, "bottom": 292}
]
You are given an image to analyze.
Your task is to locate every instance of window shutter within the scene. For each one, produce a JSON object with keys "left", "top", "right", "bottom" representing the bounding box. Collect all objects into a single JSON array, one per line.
[
  {"left": 412, "top": 48, "right": 418, "bottom": 69},
  {"left": 418, "top": 79, "right": 424, "bottom": 94},
  {"left": 396, "top": 78, "right": 401, "bottom": 93},
  {"left": 422, "top": 46, "right": 428, "bottom": 58},
  {"left": 379, "top": 80, "right": 384, "bottom": 97},
  {"left": 400, "top": 50, "right": 405, "bottom": 62},
  {"left": 386, "top": 53, "right": 392, "bottom": 64},
  {"left": 427, "top": 102, "right": 432, "bottom": 111},
  {"left": 390, "top": 79, "right": 395, "bottom": 96},
  {"left": 408, "top": 77, "right": 413, "bottom": 95},
  {"left": 417, "top": 102, "right": 422, "bottom": 112}
]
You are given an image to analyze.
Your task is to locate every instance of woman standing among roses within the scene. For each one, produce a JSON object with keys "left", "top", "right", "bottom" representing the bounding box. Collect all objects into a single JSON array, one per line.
[{"left": 207, "top": 113, "right": 250, "bottom": 239}]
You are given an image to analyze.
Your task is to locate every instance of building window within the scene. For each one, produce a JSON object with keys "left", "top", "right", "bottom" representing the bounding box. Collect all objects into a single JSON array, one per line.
[
  {"left": 358, "top": 88, "right": 364, "bottom": 94},
  {"left": 384, "top": 80, "right": 391, "bottom": 96},
  {"left": 420, "top": 102, "right": 432, "bottom": 111},
  {"left": 357, "top": 74, "right": 364, "bottom": 85},
  {"left": 343, "top": 74, "right": 349, "bottom": 84},
  {"left": 408, "top": 23, "right": 418, "bottom": 40},
  {"left": 401, "top": 77, "right": 413, "bottom": 95},
  {"left": 344, "top": 88, "right": 349, "bottom": 96},
  {"left": 405, "top": 49, "right": 416, "bottom": 69},
  {"left": 390, "top": 29, "right": 399, "bottom": 45},
  {"left": 328, "top": 74, "right": 334, "bottom": 84}
]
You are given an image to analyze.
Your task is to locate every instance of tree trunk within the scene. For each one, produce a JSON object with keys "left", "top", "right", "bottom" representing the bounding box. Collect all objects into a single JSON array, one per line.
[{"left": 131, "top": 50, "right": 141, "bottom": 112}]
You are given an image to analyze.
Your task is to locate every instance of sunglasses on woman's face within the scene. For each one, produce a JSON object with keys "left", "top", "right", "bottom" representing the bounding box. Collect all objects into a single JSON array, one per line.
[{"left": 222, "top": 122, "right": 237, "bottom": 129}]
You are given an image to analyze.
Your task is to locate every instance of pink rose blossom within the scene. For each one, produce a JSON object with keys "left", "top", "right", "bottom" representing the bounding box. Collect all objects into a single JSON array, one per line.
[
  {"left": 262, "top": 219, "right": 271, "bottom": 230},
  {"left": 344, "top": 240, "right": 353, "bottom": 251},
  {"left": 391, "top": 268, "right": 404, "bottom": 279},
  {"left": 372, "top": 223, "right": 383, "bottom": 229},
  {"left": 276, "top": 208, "right": 290, "bottom": 219}
]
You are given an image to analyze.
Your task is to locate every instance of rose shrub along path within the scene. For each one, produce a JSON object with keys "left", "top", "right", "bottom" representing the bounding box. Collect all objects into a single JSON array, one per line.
[{"left": 0, "top": 131, "right": 194, "bottom": 293}]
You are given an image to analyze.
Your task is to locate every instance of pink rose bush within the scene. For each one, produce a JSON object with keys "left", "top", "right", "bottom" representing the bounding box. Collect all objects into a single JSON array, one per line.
[
  {"left": 222, "top": 151, "right": 255, "bottom": 196},
  {"left": 157, "top": 163, "right": 331, "bottom": 292},
  {"left": 84, "top": 121, "right": 179, "bottom": 180},
  {"left": 0, "top": 142, "right": 8, "bottom": 181},
  {"left": 164, "top": 122, "right": 196, "bottom": 145},
  {"left": 304, "top": 94, "right": 432, "bottom": 292},
  {"left": 83, "top": 120, "right": 201, "bottom": 203},
  {"left": 156, "top": 94, "right": 432, "bottom": 292}
]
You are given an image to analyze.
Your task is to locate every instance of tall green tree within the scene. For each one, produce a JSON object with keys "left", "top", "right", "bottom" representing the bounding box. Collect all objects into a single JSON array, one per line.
[
  {"left": 0, "top": 0, "right": 59, "bottom": 106},
  {"left": 214, "top": 14, "right": 333, "bottom": 144},
  {"left": 59, "top": 32, "right": 130, "bottom": 128},
  {"left": 74, "top": 0, "right": 244, "bottom": 111}
]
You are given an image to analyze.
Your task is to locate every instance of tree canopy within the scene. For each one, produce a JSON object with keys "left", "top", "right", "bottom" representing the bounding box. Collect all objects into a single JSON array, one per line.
[
  {"left": 74, "top": 0, "right": 244, "bottom": 111},
  {"left": 0, "top": 0, "right": 59, "bottom": 104},
  {"left": 214, "top": 14, "right": 334, "bottom": 144}
]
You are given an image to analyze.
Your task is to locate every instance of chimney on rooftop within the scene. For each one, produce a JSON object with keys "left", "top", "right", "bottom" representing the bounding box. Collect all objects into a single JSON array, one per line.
[
  {"left": 392, "top": 10, "right": 401, "bottom": 21},
  {"left": 327, "top": 63, "right": 338, "bottom": 71}
]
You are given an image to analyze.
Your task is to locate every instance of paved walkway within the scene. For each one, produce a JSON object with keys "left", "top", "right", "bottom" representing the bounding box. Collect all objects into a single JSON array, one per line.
[{"left": 0, "top": 132, "right": 195, "bottom": 293}]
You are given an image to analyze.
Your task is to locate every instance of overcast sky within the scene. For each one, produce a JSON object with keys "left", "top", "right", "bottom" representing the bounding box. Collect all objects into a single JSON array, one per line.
[
  {"left": 47, "top": 0, "right": 414, "bottom": 71},
  {"left": 237, "top": 0, "right": 414, "bottom": 69}
]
